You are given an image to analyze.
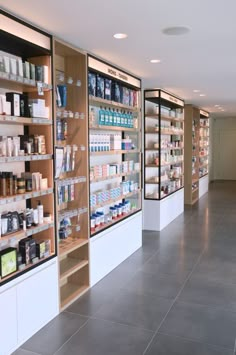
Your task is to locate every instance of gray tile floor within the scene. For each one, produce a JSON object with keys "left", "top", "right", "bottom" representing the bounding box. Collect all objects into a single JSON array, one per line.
[{"left": 14, "top": 181, "right": 236, "bottom": 355}]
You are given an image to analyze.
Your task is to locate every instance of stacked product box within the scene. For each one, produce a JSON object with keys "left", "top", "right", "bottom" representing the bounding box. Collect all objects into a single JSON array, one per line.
[
  {"left": 121, "top": 137, "right": 132, "bottom": 150},
  {"left": 110, "top": 134, "right": 122, "bottom": 150}
]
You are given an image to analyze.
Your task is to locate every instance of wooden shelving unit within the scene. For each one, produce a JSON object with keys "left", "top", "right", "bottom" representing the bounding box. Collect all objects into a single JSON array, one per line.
[
  {"left": 184, "top": 105, "right": 210, "bottom": 205},
  {"left": 53, "top": 39, "right": 89, "bottom": 310},
  {"left": 144, "top": 89, "right": 184, "bottom": 200},
  {"left": 0, "top": 15, "right": 56, "bottom": 286},
  {"left": 88, "top": 55, "right": 142, "bottom": 237}
]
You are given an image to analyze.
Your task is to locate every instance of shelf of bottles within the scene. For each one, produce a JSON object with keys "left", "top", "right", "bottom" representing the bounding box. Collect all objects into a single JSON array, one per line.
[
  {"left": 199, "top": 110, "right": 210, "bottom": 178},
  {"left": 144, "top": 89, "right": 184, "bottom": 200},
  {"left": 0, "top": 13, "right": 56, "bottom": 285},
  {"left": 88, "top": 56, "right": 142, "bottom": 237}
]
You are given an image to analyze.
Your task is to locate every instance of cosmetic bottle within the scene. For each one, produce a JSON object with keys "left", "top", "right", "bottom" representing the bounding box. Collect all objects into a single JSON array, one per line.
[{"left": 37, "top": 200, "right": 44, "bottom": 225}]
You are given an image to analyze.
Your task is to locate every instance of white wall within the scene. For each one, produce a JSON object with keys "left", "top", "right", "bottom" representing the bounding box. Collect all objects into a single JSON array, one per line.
[{"left": 212, "top": 117, "right": 236, "bottom": 180}]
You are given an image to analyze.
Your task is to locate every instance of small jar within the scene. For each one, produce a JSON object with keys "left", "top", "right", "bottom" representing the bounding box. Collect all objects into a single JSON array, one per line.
[
  {"left": 13, "top": 175, "right": 17, "bottom": 195},
  {"left": 0, "top": 172, "right": 7, "bottom": 197},
  {"left": 25, "top": 177, "right": 32, "bottom": 192},
  {"left": 97, "top": 212, "right": 105, "bottom": 225},
  {"left": 90, "top": 216, "right": 96, "bottom": 232},
  {"left": 6, "top": 172, "right": 13, "bottom": 196},
  {"left": 17, "top": 177, "right": 25, "bottom": 194}
]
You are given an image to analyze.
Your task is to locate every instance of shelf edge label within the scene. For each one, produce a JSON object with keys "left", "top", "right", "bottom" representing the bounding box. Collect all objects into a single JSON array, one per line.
[
  {"left": 88, "top": 56, "right": 141, "bottom": 89},
  {"left": 200, "top": 109, "right": 209, "bottom": 117}
]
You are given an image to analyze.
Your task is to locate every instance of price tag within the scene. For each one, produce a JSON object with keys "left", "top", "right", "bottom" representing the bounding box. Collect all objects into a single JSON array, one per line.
[
  {"left": 30, "top": 79, "right": 35, "bottom": 86},
  {"left": 37, "top": 82, "right": 44, "bottom": 96},
  {"left": 15, "top": 196, "right": 22, "bottom": 201},
  {"left": 24, "top": 78, "right": 30, "bottom": 85},
  {"left": 76, "top": 225, "right": 81, "bottom": 232}
]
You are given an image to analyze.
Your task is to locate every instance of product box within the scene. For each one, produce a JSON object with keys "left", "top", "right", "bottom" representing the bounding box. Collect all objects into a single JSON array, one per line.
[
  {"left": 36, "top": 241, "right": 46, "bottom": 259},
  {"left": 23, "top": 61, "right": 30, "bottom": 79},
  {"left": 30, "top": 63, "right": 35, "bottom": 80},
  {"left": 0, "top": 95, "right": 11, "bottom": 115},
  {"left": 20, "top": 94, "right": 30, "bottom": 117},
  {"left": 96, "top": 74, "right": 105, "bottom": 99},
  {"left": 0, "top": 247, "right": 17, "bottom": 278},
  {"left": 19, "top": 237, "right": 36, "bottom": 265},
  {"left": 111, "top": 82, "right": 121, "bottom": 103},
  {"left": 3, "top": 55, "right": 10, "bottom": 73},
  {"left": 104, "top": 78, "right": 112, "bottom": 100},
  {"left": 44, "top": 239, "right": 51, "bottom": 257},
  {"left": 10, "top": 57, "right": 17, "bottom": 75},
  {"left": 35, "top": 65, "right": 43, "bottom": 82},
  {"left": 6, "top": 92, "right": 20, "bottom": 116},
  {"left": 121, "top": 86, "right": 130, "bottom": 106},
  {"left": 88, "top": 72, "right": 96, "bottom": 96},
  {"left": 17, "top": 58, "right": 24, "bottom": 77}
]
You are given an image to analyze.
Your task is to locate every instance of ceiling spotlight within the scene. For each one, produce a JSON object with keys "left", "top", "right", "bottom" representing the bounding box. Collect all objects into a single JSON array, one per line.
[
  {"left": 221, "top": 109, "right": 225, "bottom": 112},
  {"left": 214, "top": 105, "right": 220, "bottom": 107},
  {"left": 193, "top": 90, "right": 200, "bottom": 93},
  {"left": 199, "top": 94, "right": 206, "bottom": 97},
  {"left": 150, "top": 59, "right": 161, "bottom": 63},
  {"left": 113, "top": 33, "right": 128, "bottom": 39},
  {"left": 162, "top": 26, "right": 190, "bottom": 36}
]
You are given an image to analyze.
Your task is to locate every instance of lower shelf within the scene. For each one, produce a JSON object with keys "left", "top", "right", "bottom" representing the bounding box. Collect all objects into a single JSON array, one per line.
[
  {"left": 60, "top": 283, "right": 89, "bottom": 310},
  {"left": 60, "top": 259, "right": 88, "bottom": 281},
  {"left": 59, "top": 238, "right": 88, "bottom": 257},
  {"left": 90, "top": 208, "right": 141, "bottom": 237}
]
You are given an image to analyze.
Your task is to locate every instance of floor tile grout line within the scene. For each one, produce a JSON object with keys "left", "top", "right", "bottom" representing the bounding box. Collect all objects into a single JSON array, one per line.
[
  {"left": 157, "top": 330, "right": 235, "bottom": 352},
  {"left": 142, "top": 246, "right": 207, "bottom": 355},
  {"left": 19, "top": 349, "right": 41, "bottom": 355},
  {"left": 51, "top": 318, "right": 90, "bottom": 355},
  {"left": 90, "top": 314, "right": 155, "bottom": 334}
]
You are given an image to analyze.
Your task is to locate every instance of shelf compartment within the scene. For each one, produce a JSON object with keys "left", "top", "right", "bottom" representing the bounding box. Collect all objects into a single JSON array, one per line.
[
  {"left": 90, "top": 149, "right": 140, "bottom": 156},
  {"left": 57, "top": 176, "right": 86, "bottom": 186},
  {"left": 60, "top": 259, "right": 88, "bottom": 281},
  {"left": 60, "top": 265, "right": 89, "bottom": 310},
  {"left": 0, "top": 154, "right": 52, "bottom": 163},
  {"left": 192, "top": 187, "right": 199, "bottom": 194},
  {"left": 59, "top": 238, "right": 88, "bottom": 258},
  {"left": 145, "top": 129, "right": 184, "bottom": 135},
  {"left": 0, "top": 115, "right": 52, "bottom": 125},
  {"left": 0, "top": 222, "right": 54, "bottom": 245},
  {"left": 89, "top": 95, "right": 139, "bottom": 112},
  {"left": 91, "top": 170, "right": 139, "bottom": 183},
  {"left": 58, "top": 207, "right": 88, "bottom": 222},
  {"left": 145, "top": 113, "right": 184, "bottom": 123},
  {"left": 0, "top": 188, "right": 53, "bottom": 205},
  {"left": 91, "top": 208, "right": 140, "bottom": 237},
  {"left": 0, "top": 71, "right": 52, "bottom": 91},
  {"left": 89, "top": 125, "right": 140, "bottom": 133},
  {"left": 90, "top": 189, "right": 140, "bottom": 211}
]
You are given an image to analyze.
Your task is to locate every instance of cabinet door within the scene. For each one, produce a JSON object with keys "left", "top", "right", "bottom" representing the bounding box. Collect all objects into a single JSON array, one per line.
[
  {"left": 17, "top": 260, "right": 59, "bottom": 343},
  {"left": 0, "top": 287, "right": 17, "bottom": 355}
]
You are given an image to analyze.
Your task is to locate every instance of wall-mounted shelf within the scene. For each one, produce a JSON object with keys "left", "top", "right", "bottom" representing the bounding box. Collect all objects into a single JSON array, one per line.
[{"left": 54, "top": 39, "right": 89, "bottom": 310}]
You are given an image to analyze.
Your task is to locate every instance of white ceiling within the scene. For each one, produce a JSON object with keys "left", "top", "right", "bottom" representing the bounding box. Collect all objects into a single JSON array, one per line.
[{"left": 1, "top": 0, "right": 236, "bottom": 117}]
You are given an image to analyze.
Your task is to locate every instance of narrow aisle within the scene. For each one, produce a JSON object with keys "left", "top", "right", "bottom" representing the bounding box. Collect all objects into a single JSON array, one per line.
[{"left": 15, "top": 181, "right": 236, "bottom": 355}]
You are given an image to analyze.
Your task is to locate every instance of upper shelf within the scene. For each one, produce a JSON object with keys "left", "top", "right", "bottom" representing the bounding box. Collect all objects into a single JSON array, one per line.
[
  {"left": 145, "top": 128, "right": 184, "bottom": 136},
  {"left": 90, "top": 149, "right": 140, "bottom": 156},
  {"left": 0, "top": 154, "right": 52, "bottom": 163},
  {"left": 89, "top": 125, "right": 140, "bottom": 133},
  {"left": 0, "top": 71, "right": 52, "bottom": 91},
  {"left": 89, "top": 95, "right": 140, "bottom": 112},
  {"left": 0, "top": 115, "right": 52, "bottom": 125},
  {"left": 145, "top": 113, "right": 184, "bottom": 123}
]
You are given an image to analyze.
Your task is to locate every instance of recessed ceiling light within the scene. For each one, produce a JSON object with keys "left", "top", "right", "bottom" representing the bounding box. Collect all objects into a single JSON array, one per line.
[
  {"left": 214, "top": 105, "right": 220, "bottom": 107},
  {"left": 221, "top": 109, "right": 225, "bottom": 112},
  {"left": 199, "top": 94, "right": 206, "bottom": 97},
  {"left": 218, "top": 107, "right": 222, "bottom": 109},
  {"left": 113, "top": 33, "right": 128, "bottom": 39},
  {"left": 150, "top": 59, "right": 161, "bottom": 63},
  {"left": 162, "top": 26, "right": 190, "bottom": 36},
  {"left": 193, "top": 90, "right": 200, "bottom": 93}
]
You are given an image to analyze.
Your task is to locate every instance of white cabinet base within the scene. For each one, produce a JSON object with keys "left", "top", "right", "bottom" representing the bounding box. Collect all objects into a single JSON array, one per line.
[
  {"left": 0, "top": 258, "right": 59, "bottom": 355},
  {"left": 90, "top": 212, "right": 142, "bottom": 286},
  {"left": 199, "top": 175, "right": 209, "bottom": 199},
  {"left": 143, "top": 189, "right": 184, "bottom": 231}
]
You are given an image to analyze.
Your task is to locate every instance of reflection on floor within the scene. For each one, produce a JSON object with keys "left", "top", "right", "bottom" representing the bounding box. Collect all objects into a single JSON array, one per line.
[{"left": 14, "top": 181, "right": 236, "bottom": 355}]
